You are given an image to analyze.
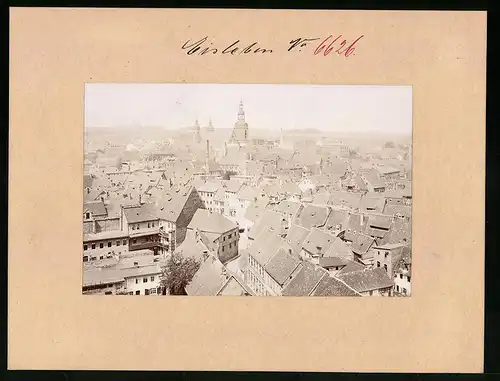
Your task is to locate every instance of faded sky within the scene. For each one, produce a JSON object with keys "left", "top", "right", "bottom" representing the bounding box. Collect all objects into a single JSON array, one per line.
[{"left": 85, "top": 84, "right": 412, "bottom": 134}]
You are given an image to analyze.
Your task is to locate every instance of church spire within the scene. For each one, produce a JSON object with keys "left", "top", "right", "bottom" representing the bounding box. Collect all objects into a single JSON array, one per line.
[{"left": 237, "top": 99, "right": 245, "bottom": 122}]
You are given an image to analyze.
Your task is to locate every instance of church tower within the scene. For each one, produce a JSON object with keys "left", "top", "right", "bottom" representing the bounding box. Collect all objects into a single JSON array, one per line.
[
  {"left": 191, "top": 118, "right": 202, "bottom": 143},
  {"left": 207, "top": 117, "right": 215, "bottom": 132},
  {"left": 228, "top": 99, "right": 249, "bottom": 146}
]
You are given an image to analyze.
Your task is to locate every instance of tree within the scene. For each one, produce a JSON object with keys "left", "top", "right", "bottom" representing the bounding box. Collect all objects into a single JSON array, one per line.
[
  {"left": 384, "top": 141, "right": 395, "bottom": 148},
  {"left": 160, "top": 252, "right": 201, "bottom": 295}
]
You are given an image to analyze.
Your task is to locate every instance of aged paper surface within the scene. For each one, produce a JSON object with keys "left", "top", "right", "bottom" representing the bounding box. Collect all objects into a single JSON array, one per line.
[{"left": 9, "top": 8, "right": 486, "bottom": 372}]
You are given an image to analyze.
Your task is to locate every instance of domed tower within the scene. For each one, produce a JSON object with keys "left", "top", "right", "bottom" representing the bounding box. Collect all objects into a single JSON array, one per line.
[
  {"left": 207, "top": 117, "right": 215, "bottom": 132},
  {"left": 228, "top": 99, "right": 249, "bottom": 146},
  {"left": 191, "top": 118, "right": 202, "bottom": 143}
]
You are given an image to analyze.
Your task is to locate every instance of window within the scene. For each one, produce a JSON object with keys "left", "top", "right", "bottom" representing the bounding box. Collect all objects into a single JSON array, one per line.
[
  {"left": 105, "top": 291, "right": 112, "bottom": 295},
  {"left": 223, "top": 236, "right": 226, "bottom": 241},
  {"left": 143, "top": 277, "right": 148, "bottom": 283},
  {"left": 99, "top": 243, "right": 104, "bottom": 249},
  {"left": 145, "top": 289, "right": 150, "bottom": 295},
  {"left": 128, "top": 292, "right": 133, "bottom": 295},
  {"left": 222, "top": 246, "right": 225, "bottom": 252},
  {"left": 229, "top": 243, "right": 231, "bottom": 249},
  {"left": 407, "top": 276, "right": 411, "bottom": 282},
  {"left": 150, "top": 288, "right": 157, "bottom": 294},
  {"left": 84, "top": 244, "right": 88, "bottom": 251},
  {"left": 83, "top": 256, "right": 88, "bottom": 262},
  {"left": 369, "top": 290, "right": 373, "bottom": 296},
  {"left": 402, "top": 288, "right": 407, "bottom": 295},
  {"left": 123, "top": 240, "right": 127, "bottom": 245},
  {"left": 116, "top": 241, "right": 120, "bottom": 246},
  {"left": 85, "top": 212, "right": 90, "bottom": 219},
  {"left": 377, "top": 261, "right": 380, "bottom": 268},
  {"left": 135, "top": 279, "right": 139, "bottom": 284},
  {"left": 135, "top": 290, "right": 140, "bottom": 295},
  {"left": 108, "top": 241, "right": 112, "bottom": 248},
  {"left": 400, "top": 274, "right": 403, "bottom": 279},
  {"left": 385, "top": 252, "right": 389, "bottom": 259},
  {"left": 133, "top": 239, "right": 137, "bottom": 244},
  {"left": 91, "top": 256, "right": 96, "bottom": 261},
  {"left": 148, "top": 223, "right": 151, "bottom": 228},
  {"left": 150, "top": 276, "right": 155, "bottom": 282},
  {"left": 228, "top": 233, "right": 232, "bottom": 239},
  {"left": 92, "top": 243, "right": 96, "bottom": 249},
  {"left": 396, "top": 285, "right": 400, "bottom": 292},
  {"left": 152, "top": 222, "right": 155, "bottom": 227},
  {"left": 384, "top": 264, "right": 387, "bottom": 272},
  {"left": 99, "top": 256, "right": 103, "bottom": 260}
]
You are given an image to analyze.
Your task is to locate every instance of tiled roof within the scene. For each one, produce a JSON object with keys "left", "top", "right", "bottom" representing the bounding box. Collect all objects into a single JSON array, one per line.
[
  {"left": 188, "top": 209, "right": 237, "bottom": 234},
  {"left": 270, "top": 200, "right": 302, "bottom": 218},
  {"left": 83, "top": 263, "right": 162, "bottom": 287},
  {"left": 336, "top": 260, "right": 365, "bottom": 275},
  {"left": 351, "top": 233, "right": 375, "bottom": 255},
  {"left": 194, "top": 180, "right": 221, "bottom": 193},
  {"left": 244, "top": 197, "right": 270, "bottom": 223},
  {"left": 337, "top": 267, "right": 394, "bottom": 293},
  {"left": 222, "top": 179, "right": 243, "bottom": 193},
  {"left": 376, "top": 218, "right": 411, "bottom": 246},
  {"left": 247, "top": 227, "right": 285, "bottom": 267},
  {"left": 185, "top": 256, "right": 230, "bottom": 296},
  {"left": 294, "top": 205, "right": 330, "bottom": 229},
  {"left": 383, "top": 204, "right": 412, "bottom": 219},
  {"left": 362, "top": 170, "right": 386, "bottom": 188},
  {"left": 248, "top": 210, "right": 287, "bottom": 240},
  {"left": 156, "top": 185, "right": 195, "bottom": 222},
  {"left": 302, "top": 228, "right": 338, "bottom": 255},
  {"left": 83, "top": 201, "right": 107, "bottom": 216},
  {"left": 324, "top": 209, "right": 349, "bottom": 231},
  {"left": 280, "top": 182, "right": 302, "bottom": 195},
  {"left": 318, "top": 256, "right": 349, "bottom": 268},
  {"left": 324, "top": 237, "right": 353, "bottom": 259},
  {"left": 83, "top": 174, "right": 94, "bottom": 188},
  {"left": 328, "top": 191, "right": 362, "bottom": 209},
  {"left": 237, "top": 185, "right": 259, "bottom": 201},
  {"left": 359, "top": 196, "right": 386, "bottom": 213},
  {"left": 264, "top": 248, "right": 301, "bottom": 286},
  {"left": 123, "top": 203, "right": 159, "bottom": 224},
  {"left": 281, "top": 262, "right": 326, "bottom": 297},
  {"left": 284, "top": 224, "right": 311, "bottom": 257},
  {"left": 175, "top": 229, "right": 209, "bottom": 262},
  {"left": 311, "top": 275, "right": 361, "bottom": 296},
  {"left": 366, "top": 214, "right": 393, "bottom": 230},
  {"left": 312, "top": 192, "right": 330, "bottom": 205}
]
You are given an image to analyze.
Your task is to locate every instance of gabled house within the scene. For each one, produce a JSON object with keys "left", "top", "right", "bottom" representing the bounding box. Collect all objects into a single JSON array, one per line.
[
  {"left": 155, "top": 185, "right": 205, "bottom": 252},
  {"left": 350, "top": 233, "right": 376, "bottom": 266},
  {"left": 301, "top": 228, "right": 339, "bottom": 264},
  {"left": 336, "top": 267, "right": 394, "bottom": 296},
  {"left": 372, "top": 242, "right": 406, "bottom": 278},
  {"left": 361, "top": 170, "right": 386, "bottom": 193},
  {"left": 185, "top": 255, "right": 253, "bottom": 296},
  {"left": 293, "top": 204, "right": 330, "bottom": 230},
  {"left": 122, "top": 203, "right": 167, "bottom": 255},
  {"left": 187, "top": 209, "right": 240, "bottom": 264}
]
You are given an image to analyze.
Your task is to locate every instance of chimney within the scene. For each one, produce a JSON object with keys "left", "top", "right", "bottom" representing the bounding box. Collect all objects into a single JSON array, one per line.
[{"left": 316, "top": 245, "right": 323, "bottom": 257}]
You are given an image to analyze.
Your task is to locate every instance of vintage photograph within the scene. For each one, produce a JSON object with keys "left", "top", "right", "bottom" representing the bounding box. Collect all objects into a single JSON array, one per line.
[{"left": 82, "top": 84, "right": 412, "bottom": 297}]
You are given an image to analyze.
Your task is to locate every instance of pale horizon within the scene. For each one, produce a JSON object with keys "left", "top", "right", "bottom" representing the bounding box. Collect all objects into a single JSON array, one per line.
[{"left": 84, "top": 84, "right": 412, "bottom": 135}]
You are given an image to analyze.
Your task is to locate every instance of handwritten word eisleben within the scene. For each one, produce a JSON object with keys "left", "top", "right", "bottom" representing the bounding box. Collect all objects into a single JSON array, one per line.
[{"left": 181, "top": 36, "right": 273, "bottom": 55}]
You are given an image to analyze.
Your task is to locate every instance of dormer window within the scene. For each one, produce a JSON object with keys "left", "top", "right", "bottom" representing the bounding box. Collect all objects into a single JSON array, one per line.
[{"left": 85, "top": 212, "right": 90, "bottom": 219}]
